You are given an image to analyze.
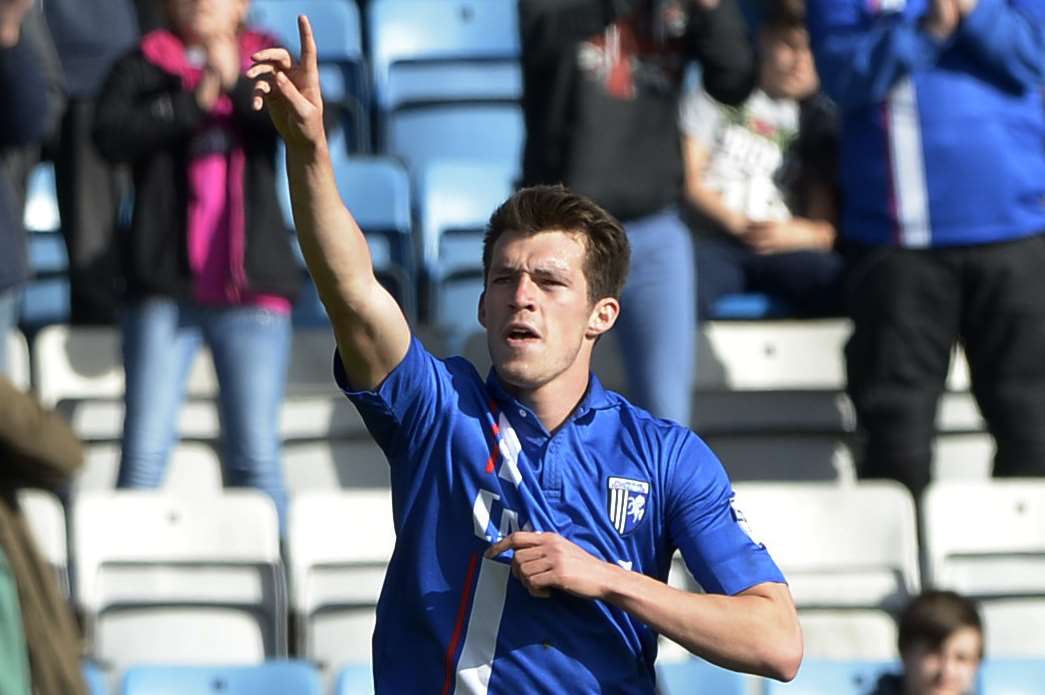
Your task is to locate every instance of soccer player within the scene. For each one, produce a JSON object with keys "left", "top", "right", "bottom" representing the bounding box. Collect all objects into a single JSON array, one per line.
[{"left": 249, "top": 16, "right": 802, "bottom": 693}]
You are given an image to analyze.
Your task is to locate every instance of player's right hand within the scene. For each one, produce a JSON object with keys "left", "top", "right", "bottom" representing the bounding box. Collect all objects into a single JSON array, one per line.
[{"left": 247, "top": 15, "right": 325, "bottom": 150}]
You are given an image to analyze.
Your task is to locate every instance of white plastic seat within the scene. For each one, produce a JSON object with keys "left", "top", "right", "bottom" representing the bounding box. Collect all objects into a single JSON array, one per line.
[
  {"left": 287, "top": 490, "right": 396, "bottom": 683},
  {"left": 282, "top": 441, "right": 390, "bottom": 493},
  {"left": 76, "top": 442, "right": 223, "bottom": 493},
  {"left": 5, "top": 330, "right": 30, "bottom": 390},
  {"left": 923, "top": 480, "right": 1045, "bottom": 658},
  {"left": 73, "top": 490, "right": 286, "bottom": 676},
  {"left": 18, "top": 489, "right": 68, "bottom": 595},
  {"left": 733, "top": 481, "right": 920, "bottom": 659}
]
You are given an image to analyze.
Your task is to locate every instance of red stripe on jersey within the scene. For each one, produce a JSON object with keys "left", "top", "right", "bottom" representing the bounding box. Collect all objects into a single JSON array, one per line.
[{"left": 441, "top": 551, "right": 481, "bottom": 695}]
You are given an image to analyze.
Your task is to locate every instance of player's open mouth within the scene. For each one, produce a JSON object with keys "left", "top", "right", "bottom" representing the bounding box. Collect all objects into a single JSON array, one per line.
[{"left": 503, "top": 323, "right": 541, "bottom": 346}]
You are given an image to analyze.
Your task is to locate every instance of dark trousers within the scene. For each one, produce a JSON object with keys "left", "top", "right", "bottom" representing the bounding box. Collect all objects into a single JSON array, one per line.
[
  {"left": 844, "top": 234, "right": 1045, "bottom": 500},
  {"left": 50, "top": 98, "right": 126, "bottom": 325},
  {"left": 695, "top": 234, "right": 845, "bottom": 318}
]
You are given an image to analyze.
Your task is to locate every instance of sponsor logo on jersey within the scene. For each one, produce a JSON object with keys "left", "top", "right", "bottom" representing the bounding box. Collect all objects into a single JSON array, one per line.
[{"left": 608, "top": 477, "right": 650, "bottom": 535}]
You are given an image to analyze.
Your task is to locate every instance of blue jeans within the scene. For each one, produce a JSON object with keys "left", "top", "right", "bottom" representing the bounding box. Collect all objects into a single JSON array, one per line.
[
  {"left": 614, "top": 208, "right": 696, "bottom": 426},
  {"left": 0, "top": 289, "right": 17, "bottom": 376},
  {"left": 117, "top": 298, "right": 291, "bottom": 530}
]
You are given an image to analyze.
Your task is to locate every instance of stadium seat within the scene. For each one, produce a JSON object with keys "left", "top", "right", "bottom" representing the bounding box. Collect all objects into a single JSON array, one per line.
[
  {"left": 977, "top": 659, "right": 1045, "bottom": 695},
  {"left": 18, "top": 489, "right": 68, "bottom": 596},
  {"left": 120, "top": 661, "right": 322, "bottom": 695},
  {"left": 73, "top": 490, "right": 287, "bottom": 675},
  {"left": 5, "top": 329, "right": 29, "bottom": 390},
  {"left": 386, "top": 103, "right": 525, "bottom": 179},
  {"left": 23, "top": 162, "right": 60, "bottom": 233},
  {"left": 20, "top": 230, "right": 70, "bottom": 329},
  {"left": 283, "top": 440, "right": 390, "bottom": 493},
  {"left": 84, "top": 661, "right": 107, "bottom": 695},
  {"left": 764, "top": 659, "right": 898, "bottom": 694},
  {"left": 655, "top": 658, "right": 751, "bottom": 695},
  {"left": 333, "top": 663, "right": 373, "bottom": 695},
  {"left": 416, "top": 159, "right": 515, "bottom": 337},
  {"left": 76, "top": 441, "right": 224, "bottom": 494},
  {"left": 923, "top": 480, "right": 1045, "bottom": 658},
  {"left": 733, "top": 481, "right": 920, "bottom": 660},
  {"left": 248, "top": 0, "right": 369, "bottom": 151},
  {"left": 708, "top": 292, "right": 796, "bottom": 320},
  {"left": 287, "top": 490, "right": 395, "bottom": 684},
  {"left": 368, "top": 0, "right": 521, "bottom": 114}
]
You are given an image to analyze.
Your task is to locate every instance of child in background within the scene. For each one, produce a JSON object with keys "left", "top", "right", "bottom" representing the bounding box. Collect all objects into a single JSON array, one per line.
[
  {"left": 681, "top": 0, "right": 842, "bottom": 318},
  {"left": 93, "top": 0, "right": 298, "bottom": 529},
  {"left": 869, "top": 590, "right": 983, "bottom": 695}
]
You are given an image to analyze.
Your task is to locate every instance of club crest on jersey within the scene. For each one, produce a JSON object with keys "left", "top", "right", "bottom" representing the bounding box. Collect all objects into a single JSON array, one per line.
[{"left": 608, "top": 477, "right": 650, "bottom": 535}]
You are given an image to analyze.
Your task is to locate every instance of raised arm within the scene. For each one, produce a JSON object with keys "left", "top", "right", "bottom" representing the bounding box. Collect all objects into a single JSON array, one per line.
[
  {"left": 248, "top": 16, "right": 409, "bottom": 389},
  {"left": 953, "top": 0, "right": 1045, "bottom": 93}
]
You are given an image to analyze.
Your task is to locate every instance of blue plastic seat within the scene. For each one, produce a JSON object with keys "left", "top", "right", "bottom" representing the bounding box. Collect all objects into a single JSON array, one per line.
[
  {"left": 368, "top": 0, "right": 520, "bottom": 112},
  {"left": 764, "top": 659, "right": 897, "bottom": 694},
  {"left": 248, "top": 0, "right": 369, "bottom": 151},
  {"left": 333, "top": 663, "right": 373, "bottom": 695},
  {"left": 120, "top": 661, "right": 322, "bottom": 695},
  {"left": 387, "top": 103, "right": 524, "bottom": 178},
  {"left": 656, "top": 658, "right": 750, "bottom": 695},
  {"left": 20, "top": 231, "right": 70, "bottom": 329},
  {"left": 708, "top": 292, "right": 796, "bottom": 320},
  {"left": 83, "top": 661, "right": 108, "bottom": 695},
  {"left": 978, "top": 659, "right": 1045, "bottom": 695}
]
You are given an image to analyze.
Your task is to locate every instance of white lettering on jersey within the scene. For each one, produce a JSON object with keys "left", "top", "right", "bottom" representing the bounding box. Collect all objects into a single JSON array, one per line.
[
  {"left": 472, "top": 490, "right": 501, "bottom": 541},
  {"left": 496, "top": 412, "right": 523, "bottom": 486},
  {"left": 455, "top": 559, "right": 511, "bottom": 694}
]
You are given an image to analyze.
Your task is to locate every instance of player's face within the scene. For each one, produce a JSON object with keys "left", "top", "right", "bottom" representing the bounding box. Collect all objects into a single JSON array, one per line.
[
  {"left": 902, "top": 627, "right": 982, "bottom": 695},
  {"left": 479, "top": 229, "right": 600, "bottom": 393}
]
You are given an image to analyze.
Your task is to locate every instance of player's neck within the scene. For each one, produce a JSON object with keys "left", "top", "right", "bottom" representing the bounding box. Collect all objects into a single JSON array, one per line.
[{"left": 513, "top": 358, "right": 592, "bottom": 434}]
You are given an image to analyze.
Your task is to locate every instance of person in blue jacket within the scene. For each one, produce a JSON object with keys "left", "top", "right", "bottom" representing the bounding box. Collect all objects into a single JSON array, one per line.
[{"left": 806, "top": 0, "right": 1045, "bottom": 499}]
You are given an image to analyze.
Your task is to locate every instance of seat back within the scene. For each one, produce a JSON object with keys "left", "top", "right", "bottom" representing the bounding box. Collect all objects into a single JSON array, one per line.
[
  {"left": 18, "top": 489, "right": 68, "bottom": 595},
  {"left": 5, "top": 330, "right": 29, "bottom": 391},
  {"left": 655, "top": 658, "right": 753, "bottom": 695},
  {"left": 764, "top": 659, "right": 899, "bottom": 694},
  {"left": 287, "top": 491, "right": 395, "bottom": 678},
  {"left": 73, "top": 491, "right": 286, "bottom": 672},
  {"left": 120, "top": 661, "right": 322, "bottom": 695},
  {"left": 923, "top": 480, "right": 1045, "bottom": 657},
  {"left": 733, "top": 481, "right": 920, "bottom": 659}
]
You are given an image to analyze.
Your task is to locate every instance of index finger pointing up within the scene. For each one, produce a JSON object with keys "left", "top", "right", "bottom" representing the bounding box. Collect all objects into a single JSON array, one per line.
[{"left": 298, "top": 15, "right": 317, "bottom": 67}]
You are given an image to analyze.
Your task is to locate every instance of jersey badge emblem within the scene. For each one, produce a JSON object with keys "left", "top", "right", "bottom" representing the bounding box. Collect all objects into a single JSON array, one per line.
[{"left": 608, "top": 477, "right": 650, "bottom": 535}]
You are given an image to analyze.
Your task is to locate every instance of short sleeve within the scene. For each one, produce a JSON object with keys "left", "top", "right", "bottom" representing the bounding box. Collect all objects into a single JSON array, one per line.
[
  {"left": 666, "top": 434, "right": 785, "bottom": 595},
  {"left": 333, "top": 336, "right": 454, "bottom": 467},
  {"left": 679, "top": 89, "right": 725, "bottom": 146}
]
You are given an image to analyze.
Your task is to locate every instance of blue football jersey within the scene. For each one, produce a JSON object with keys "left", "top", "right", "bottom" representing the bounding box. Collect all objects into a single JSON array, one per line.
[{"left": 336, "top": 338, "right": 785, "bottom": 694}]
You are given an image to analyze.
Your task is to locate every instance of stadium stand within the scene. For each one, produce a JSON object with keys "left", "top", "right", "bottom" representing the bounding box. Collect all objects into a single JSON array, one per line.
[
  {"left": 73, "top": 491, "right": 287, "bottom": 680},
  {"left": 5, "top": 329, "right": 30, "bottom": 390},
  {"left": 18, "top": 489, "right": 69, "bottom": 596},
  {"left": 763, "top": 659, "right": 897, "bottom": 694},
  {"left": 923, "top": 480, "right": 1045, "bottom": 658},
  {"left": 119, "top": 661, "right": 322, "bottom": 695},
  {"left": 248, "top": 0, "right": 369, "bottom": 151},
  {"left": 656, "top": 658, "right": 753, "bottom": 695},
  {"left": 733, "top": 481, "right": 920, "bottom": 660},
  {"left": 287, "top": 490, "right": 395, "bottom": 687},
  {"left": 977, "top": 659, "right": 1045, "bottom": 695}
]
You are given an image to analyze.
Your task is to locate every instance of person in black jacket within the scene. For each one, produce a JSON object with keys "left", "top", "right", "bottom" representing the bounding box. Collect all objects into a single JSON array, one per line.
[
  {"left": 519, "top": 0, "right": 755, "bottom": 427},
  {"left": 0, "top": 1, "right": 63, "bottom": 374},
  {"left": 93, "top": 0, "right": 297, "bottom": 530}
]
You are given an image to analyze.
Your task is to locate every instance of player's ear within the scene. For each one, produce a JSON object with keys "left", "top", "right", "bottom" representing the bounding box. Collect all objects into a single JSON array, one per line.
[
  {"left": 478, "top": 290, "right": 487, "bottom": 328},
  {"left": 585, "top": 297, "right": 619, "bottom": 339}
]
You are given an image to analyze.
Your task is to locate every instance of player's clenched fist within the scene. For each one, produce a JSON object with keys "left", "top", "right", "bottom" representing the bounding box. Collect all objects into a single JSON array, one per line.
[
  {"left": 247, "top": 15, "right": 325, "bottom": 150},
  {"left": 486, "top": 531, "right": 621, "bottom": 600}
]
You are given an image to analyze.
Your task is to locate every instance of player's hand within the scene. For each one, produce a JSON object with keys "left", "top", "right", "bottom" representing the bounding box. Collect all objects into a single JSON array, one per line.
[
  {"left": 247, "top": 15, "right": 324, "bottom": 150},
  {"left": 485, "top": 531, "right": 619, "bottom": 600}
]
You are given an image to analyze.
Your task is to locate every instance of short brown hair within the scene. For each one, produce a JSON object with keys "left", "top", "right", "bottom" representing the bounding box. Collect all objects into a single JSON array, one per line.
[
  {"left": 761, "top": 0, "right": 806, "bottom": 34},
  {"left": 483, "top": 185, "right": 631, "bottom": 304},
  {"left": 898, "top": 590, "right": 984, "bottom": 658}
]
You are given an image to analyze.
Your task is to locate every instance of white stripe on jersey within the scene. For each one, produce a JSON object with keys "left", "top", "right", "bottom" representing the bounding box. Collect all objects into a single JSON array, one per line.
[
  {"left": 887, "top": 77, "right": 932, "bottom": 248},
  {"left": 455, "top": 559, "right": 511, "bottom": 694}
]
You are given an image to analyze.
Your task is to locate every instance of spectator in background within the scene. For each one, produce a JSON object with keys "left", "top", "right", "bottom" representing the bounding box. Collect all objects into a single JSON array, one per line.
[
  {"left": 519, "top": 0, "right": 755, "bottom": 426},
  {"left": 681, "top": 0, "right": 843, "bottom": 318},
  {"left": 0, "top": 0, "right": 63, "bottom": 375},
  {"left": 806, "top": 0, "right": 1045, "bottom": 500},
  {"left": 42, "top": 0, "right": 139, "bottom": 325},
  {"left": 93, "top": 0, "right": 297, "bottom": 530},
  {"left": 0, "top": 377, "right": 87, "bottom": 695},
  {"left": 868, "top": 590, "right": 983, "bottom": 695}
]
